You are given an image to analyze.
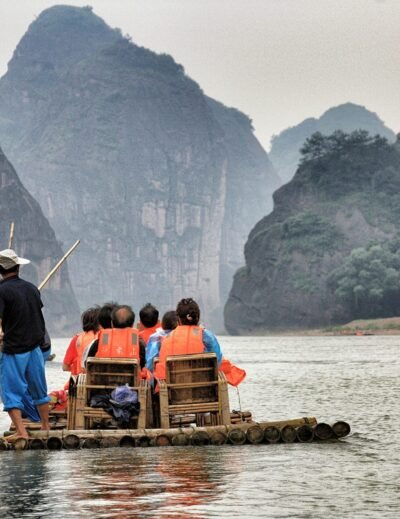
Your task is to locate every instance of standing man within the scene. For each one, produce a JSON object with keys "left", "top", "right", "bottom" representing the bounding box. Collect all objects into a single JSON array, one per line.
[{"left": 0, "top": 249, "right": 50, "bottom": 440}]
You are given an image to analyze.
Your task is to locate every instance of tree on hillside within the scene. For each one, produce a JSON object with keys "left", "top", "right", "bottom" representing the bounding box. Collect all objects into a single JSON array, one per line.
[
  {"left": 329, "top": 240, "right": 400, "bottom": 319},
  {"left": 300, "top": 130, "right": 389, "bottom": 164}
]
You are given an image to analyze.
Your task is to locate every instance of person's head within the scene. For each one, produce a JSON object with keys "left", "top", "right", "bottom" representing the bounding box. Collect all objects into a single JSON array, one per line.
[
  {"left": 176, "top": 298, "right": 200, "bottom": 326},
  {"left": 0, "top": 249, "right": 29, "bottom": 278},
  {"left": 81, "top": 306, "right": 100, "bottom": 332},
  {"left": 0, "top": 264, "right": 19, "bottom": 277},
  {"left": 98, "top": 302, "right": 118, "bottom": 329},
  {"left": 139, "top": 303, "right": 159, "bottom": 328},
  {"left": 111, "top": 305, "right": 135, "bottom": 328},
  {"left": 161, "top": 310, "right": 178, "bottom": 331}
]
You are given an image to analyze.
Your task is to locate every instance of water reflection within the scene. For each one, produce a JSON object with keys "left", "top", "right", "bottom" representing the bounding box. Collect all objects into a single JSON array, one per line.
[
  {"left": 58, "top": 446, "right": 238, "bottom": 518},
  {"left": 1, "top": 336, "right": 400, "bottom": 518},
  {"left": 0, "top": 451, "right": 50, "bottom": 518}
]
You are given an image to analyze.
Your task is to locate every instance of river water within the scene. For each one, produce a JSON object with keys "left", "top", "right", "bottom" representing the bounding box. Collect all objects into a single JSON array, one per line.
[{"left": 0, "top": 335, "right": 399, "bottom": 518}]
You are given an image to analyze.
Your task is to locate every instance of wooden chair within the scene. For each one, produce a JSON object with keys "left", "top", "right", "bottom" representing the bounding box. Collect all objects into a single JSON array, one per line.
[
  {"left": 73, "top": 358, "right": 150, "bottom": 430},
  {"left": 158, "top": 353, "right": 230, "bottom": 428}
]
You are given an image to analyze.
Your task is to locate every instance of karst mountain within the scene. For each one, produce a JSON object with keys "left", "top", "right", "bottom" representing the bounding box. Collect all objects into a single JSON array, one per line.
[{"left": 0, "top": 5, "right": 280, "bottom": 328}]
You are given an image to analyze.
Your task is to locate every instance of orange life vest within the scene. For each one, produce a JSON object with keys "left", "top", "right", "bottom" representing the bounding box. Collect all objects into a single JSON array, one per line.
[
  {"left": 139, "top": 321, "right": 161, "bottom": 345},
  {"left": 96, "top": 328, "right": 140, "bottom": 363},
  {"left": 75, "top": 330, "right": 97, "bottom": 374},
  {"left": 154, "top": 325, "right": 204, "bottom": 380}
]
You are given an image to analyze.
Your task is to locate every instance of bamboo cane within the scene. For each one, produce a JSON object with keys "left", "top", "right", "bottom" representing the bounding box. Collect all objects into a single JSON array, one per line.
[
  {"left": 16, "top": 417, "right": 319, "bottom": 442},
  {"left": 8, "top": 222, "right": 14, "bottom": 249},
  {"left": 38, "top": 239, "right": 80, "bottom": 291}
]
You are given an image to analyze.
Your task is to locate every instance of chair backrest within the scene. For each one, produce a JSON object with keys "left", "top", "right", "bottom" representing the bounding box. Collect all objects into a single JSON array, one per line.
[
  {"left": 86, "top": 357, "right": 139, "bottom": 388},
  {"left": 165, "top": 353, "right": 219, "bottom": 405}
]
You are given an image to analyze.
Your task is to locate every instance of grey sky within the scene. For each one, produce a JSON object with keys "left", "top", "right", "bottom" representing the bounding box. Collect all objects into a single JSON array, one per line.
[{"left": 0, "top": 0, "right": 399, "bottom": 150}]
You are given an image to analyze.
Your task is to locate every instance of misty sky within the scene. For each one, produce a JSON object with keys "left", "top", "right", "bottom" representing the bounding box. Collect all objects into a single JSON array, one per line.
[{"left": 0, "top": 0, "right": 399, "bottom": 150}]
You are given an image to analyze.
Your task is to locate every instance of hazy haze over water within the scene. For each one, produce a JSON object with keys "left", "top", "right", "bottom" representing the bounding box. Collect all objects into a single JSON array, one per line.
[{"left": 0, "top": 0, "right": 399, "bottom": 150}]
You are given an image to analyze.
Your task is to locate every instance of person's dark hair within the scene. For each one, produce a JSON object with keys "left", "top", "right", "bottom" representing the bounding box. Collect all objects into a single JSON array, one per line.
[
  {"left": 81, "top": 306, "right": 100, "bottom": 332},
  {"left": 0, "top": 264, "right": 19, "bottom": 276},
  {"left": 111, "top": 305, "right": 135, "bottom": 328},
  {"left": 176, "top": 298, "right": 200, "bottom": 325},
  {"left": 139, "top": 303, "right": 159, "bottom": 328},
  {"left": 161, "top": 310, "right": 178, "bottom": 331},
  {"left": 98, "top": 301, "right": 118, "bottom": 329}
]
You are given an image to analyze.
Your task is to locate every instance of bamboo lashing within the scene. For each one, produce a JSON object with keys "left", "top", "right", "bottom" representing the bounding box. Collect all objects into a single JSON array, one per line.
[
  {"left": 38, "top": 239, "right": 80, "bottom": 291},
  {"left": 8, "top": 222, "right": 14, "bottom": 249}
]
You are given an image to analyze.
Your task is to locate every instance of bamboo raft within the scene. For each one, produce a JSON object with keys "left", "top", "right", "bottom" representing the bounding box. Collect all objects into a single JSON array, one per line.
[
  {"left": 0, "top": 418, "right": 351, "bottom": 451},
  {"left": 0, "top": 350, "right": 351, "bottom": 452}
]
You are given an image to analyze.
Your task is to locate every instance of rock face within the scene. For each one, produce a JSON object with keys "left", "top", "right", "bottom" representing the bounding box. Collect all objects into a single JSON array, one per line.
[
  {"left": 0, "top": 6, "right": 279, "bottom": 328},
  {"left": 269, "top": 103, "right": 396, "bottom": 185},
  {"left": 225, "top": 131, "right": 400, "bottom": 334},
  {"left": 0, "top": 146, "right": 80, "bottom": 336}
]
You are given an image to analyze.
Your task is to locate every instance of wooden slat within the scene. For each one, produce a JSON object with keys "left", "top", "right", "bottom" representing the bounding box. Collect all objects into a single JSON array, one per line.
[
  {"left": 167, "top": 381, "right": 218, "bottom": 388},
  {"left": 87, "top": 371, "right": 136, "bottom": 376},
  {"left": 86, "top": 384, "right": 138, "bottom": 389},
  {"left": 168, "top": 367, "right": 215, "bottom": 374},
  {"left": 169, "top": 404, "right": 219, "bottom": 412}
]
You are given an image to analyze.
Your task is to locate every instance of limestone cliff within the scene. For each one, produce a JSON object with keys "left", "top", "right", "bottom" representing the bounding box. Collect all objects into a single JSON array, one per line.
[
  {"left": 225, "top": 131, "right": 400, "bottom": 334},
  {"left": 206, "top": 98, "right": 279, "bottom": 320},
  {"left": 0, "top": 146, "right": 80, "bottom": 335},
  {"left": 0, "top": 6, "right": 279, "bottom": 328},
  {"left": 269, "top": 103, "right": 396, "bottom": 185}
]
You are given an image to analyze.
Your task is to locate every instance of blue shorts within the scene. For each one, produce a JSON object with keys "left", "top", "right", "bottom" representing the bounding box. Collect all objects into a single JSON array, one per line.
[{"left": 0, "top": 346, "right": 50, "bottom": 412}]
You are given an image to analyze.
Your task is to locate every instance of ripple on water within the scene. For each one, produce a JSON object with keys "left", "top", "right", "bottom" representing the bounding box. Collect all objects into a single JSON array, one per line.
[{"left": 1, "top": 336, "right": 400, "bottom": 518}]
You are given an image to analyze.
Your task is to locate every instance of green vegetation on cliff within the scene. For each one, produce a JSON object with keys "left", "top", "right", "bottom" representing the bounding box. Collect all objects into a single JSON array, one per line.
[
  {"left": 269, "top": 103, "right": 396, "bottom": 184},
  {"left": 225, "top": 130, "right": 400, "bottom": 334},
  {"left": 329, "top": 240, "right": 400, "bottom": 319}
]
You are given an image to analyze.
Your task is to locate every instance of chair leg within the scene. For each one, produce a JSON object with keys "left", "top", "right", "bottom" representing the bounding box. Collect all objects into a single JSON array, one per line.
[
  {"left": 159, "top": 381, "right": 170, "bottom": 429},
  {"left": 146, "top": 385, "right": 154, "bottom": 428},
  {"left": 218, "top": 372, "right": 231, "bottom": 425},
  {"left": 137, "top": 380, "right": 148, "bottom": 429}
]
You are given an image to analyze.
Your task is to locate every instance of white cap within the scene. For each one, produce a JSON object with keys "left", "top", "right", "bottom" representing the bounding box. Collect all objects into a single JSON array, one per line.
[{"left": 0, "top": 249, "right": 30, "bottom": 269}]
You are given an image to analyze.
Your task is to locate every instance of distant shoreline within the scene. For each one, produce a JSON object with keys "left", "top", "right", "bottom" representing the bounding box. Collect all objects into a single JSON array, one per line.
[{"left": 227, "top": 317, "right": 400, "bottom": 337}]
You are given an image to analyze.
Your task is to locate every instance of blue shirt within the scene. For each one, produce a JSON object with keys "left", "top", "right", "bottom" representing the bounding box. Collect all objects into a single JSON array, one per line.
[
  {"left": 202, "top": 329, "right": 223, "bottom": 364},
  {"left": 146, "top": 328, "right": 172, "bottom": 372}
]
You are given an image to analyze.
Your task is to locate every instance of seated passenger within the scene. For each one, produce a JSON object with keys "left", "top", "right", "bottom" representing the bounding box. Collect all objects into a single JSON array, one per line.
[
  {"left": 154, "top": 298, "right": 223, "bottom": 380},
  {"left": 98, "top": 301, "right": 118, "bottom": 330},
  {"left": 146, "top": 310, "right": 178, "bottom": 372},
  {"left": 138, "top": 303, "right": 161, "bottom": 345},
  {"left": 84, "top": 305, "right": 146, "bottom": 369},
  {"left": 63, "top": 306, "right": 100, "bottom": 375}
]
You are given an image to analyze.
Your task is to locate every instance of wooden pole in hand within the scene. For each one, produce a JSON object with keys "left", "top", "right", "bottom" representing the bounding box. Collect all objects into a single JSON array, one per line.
[
  {"left": 8, "top": 222, "right": 15, "bottom": 249},
  {"left": 38, "top": 239, "right": 80, "bottom": 291}
]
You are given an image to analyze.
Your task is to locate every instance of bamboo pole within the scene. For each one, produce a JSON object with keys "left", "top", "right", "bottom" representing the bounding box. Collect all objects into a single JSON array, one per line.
[
  {"left": 119, "top": 435, "right": 136, "bottom": 448},
  {"left": 296, "top": 424, "right": 314, "bottom": 443},
  {"left": 191, "top": 430, "right": 210, "bottom": 446},
  {"left": 332, "top": 421, "right": 351, "bottom": 438},
  {"left": 281, "top": 425, "right": 297, "bottom": 443},
  {"left": 313, "top": 423, "right": 334, "bottom": 440},
  {"left": 228, "top": 428, "right": 247, "bottom": 445},
  {"left": 10, "top": 417, "right": 319, "bottom": 442},
  {"left": 209, "top": 431, "right": 227, "bottom": 445},
  {"left": 155, "top": 434, "right": 172, "bottom": 447},
  {"left": 38, "top": 239, "right": 80, "bottom": 291},
  {"left": 264, "top": 426, "right": 281, "bottom": 443},
  {"left": 246, "top": 425, "right": 264, "bottom": 444},
  {"left": 8, "top": 222, "right": 14, "bottom": 249},
  {"left": 171, "top": 432, "right": 190, "bottom": 446}
]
